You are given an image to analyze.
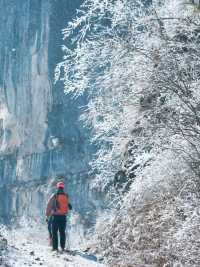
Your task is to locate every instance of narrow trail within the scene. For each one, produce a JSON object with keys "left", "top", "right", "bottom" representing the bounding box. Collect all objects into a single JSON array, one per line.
[{"left": 5, "top": 226, "right": 106, "bottom": 267}]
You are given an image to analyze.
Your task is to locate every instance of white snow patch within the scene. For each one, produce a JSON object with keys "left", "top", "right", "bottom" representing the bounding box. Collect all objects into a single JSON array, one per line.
[{"left": 4, "top": 226, "right": 106, "bottom": 267}]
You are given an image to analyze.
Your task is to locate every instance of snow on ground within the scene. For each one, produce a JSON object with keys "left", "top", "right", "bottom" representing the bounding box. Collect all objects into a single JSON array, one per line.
[{"left": 4, "top": 225, "right": 106, "bottom": 267}]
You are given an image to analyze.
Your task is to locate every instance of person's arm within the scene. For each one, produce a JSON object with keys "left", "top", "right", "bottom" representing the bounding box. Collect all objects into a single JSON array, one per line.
[
  {"left": 66, "top": 193, "right": 72, "bottom": 210},
  {"left": 68, "top": 203, "right": 72, "bottom": 210},
  {"left": 46, "top": 194, "right": 54, "bottom": 217}
]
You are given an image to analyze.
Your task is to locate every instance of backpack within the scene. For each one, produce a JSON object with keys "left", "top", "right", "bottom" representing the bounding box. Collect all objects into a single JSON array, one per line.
[{"left": 53, "top": 193, "right": 69, "bottom": 215}]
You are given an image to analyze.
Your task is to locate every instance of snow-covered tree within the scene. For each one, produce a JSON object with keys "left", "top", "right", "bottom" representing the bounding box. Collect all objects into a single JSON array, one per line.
[{"left": 58, "top": 0, "right": 200, "bottom": 266}]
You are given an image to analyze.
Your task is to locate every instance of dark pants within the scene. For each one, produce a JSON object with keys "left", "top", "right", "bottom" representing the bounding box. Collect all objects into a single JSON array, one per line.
[
  {"left": 48, "top": 216, "right": 53, "bottom": 238},
  {"left": 52, "top": 215, "right": 66, "bottom": 250}
]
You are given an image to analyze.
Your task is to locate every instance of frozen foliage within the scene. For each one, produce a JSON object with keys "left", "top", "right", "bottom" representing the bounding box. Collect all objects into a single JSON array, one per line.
[
  {"left": 0, "top": 226, "right": 8, "bottom": 266},
  {"left": 58, "top": 0, "right": 200, "bottom": 266}
]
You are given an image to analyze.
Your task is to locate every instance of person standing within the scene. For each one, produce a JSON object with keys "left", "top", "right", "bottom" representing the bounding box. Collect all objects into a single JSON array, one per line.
[{"left": 46, "top": 182, "right": 72, "bottom": 251}]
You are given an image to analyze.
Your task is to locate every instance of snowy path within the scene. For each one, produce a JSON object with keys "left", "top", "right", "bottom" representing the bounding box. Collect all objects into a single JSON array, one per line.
[{"left": 5, "top": 226, "right": 106, "bottom": 267}]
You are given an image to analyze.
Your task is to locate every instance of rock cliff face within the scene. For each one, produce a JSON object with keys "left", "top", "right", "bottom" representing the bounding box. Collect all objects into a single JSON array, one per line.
[{"left": 0, "top": 0, "right": 100, "bottom": 229}]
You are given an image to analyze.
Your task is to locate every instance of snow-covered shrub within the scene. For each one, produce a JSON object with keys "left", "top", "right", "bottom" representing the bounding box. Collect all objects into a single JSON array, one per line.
[
  {"left": 58, "top": 0, "right": 200, "bottom": 266},
  {"left": 96, "top": 150, "right": 200, "bottom": 266},
  {"left": 0, "top": 226, "right": 8, "bottom": 267}
]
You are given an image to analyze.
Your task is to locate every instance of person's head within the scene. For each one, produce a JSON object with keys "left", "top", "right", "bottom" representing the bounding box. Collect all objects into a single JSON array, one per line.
[{"left": 56, "top": 181, "right": 65, "bottom": 190}]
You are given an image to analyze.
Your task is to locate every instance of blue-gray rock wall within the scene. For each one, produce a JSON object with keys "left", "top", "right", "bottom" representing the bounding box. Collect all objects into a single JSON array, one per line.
[{"left": 0, "top": 0, "right": 101, "bottom": 228}]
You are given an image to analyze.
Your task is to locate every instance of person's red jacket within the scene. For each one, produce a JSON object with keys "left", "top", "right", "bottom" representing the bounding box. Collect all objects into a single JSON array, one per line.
[{"left": 46, "top": 193, "right": 69, "bottom": 217}]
